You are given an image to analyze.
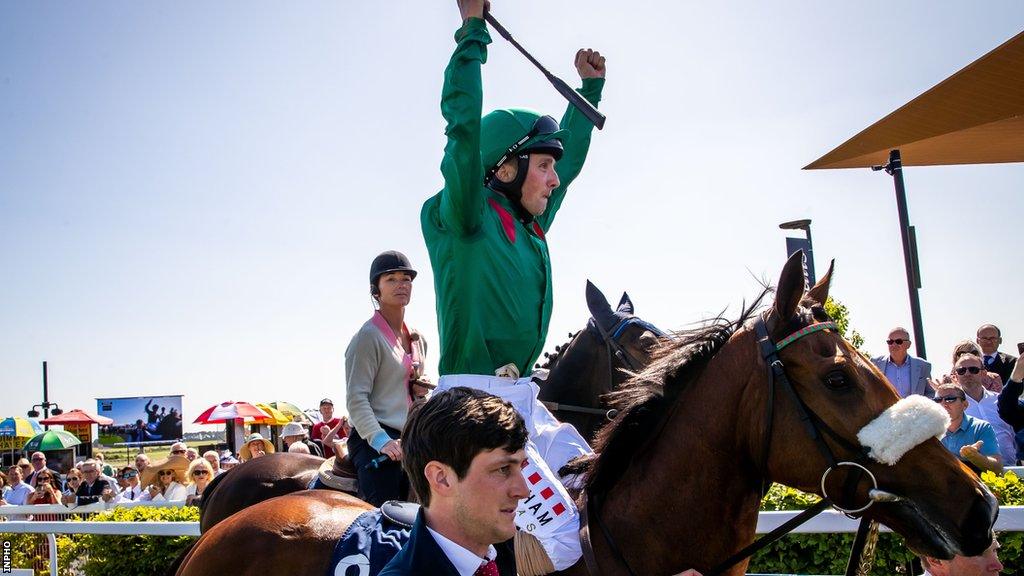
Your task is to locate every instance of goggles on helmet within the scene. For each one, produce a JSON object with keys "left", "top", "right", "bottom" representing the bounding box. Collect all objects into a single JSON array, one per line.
[{"left": 487, "top": 115, "right": 561, "bottom": 176}]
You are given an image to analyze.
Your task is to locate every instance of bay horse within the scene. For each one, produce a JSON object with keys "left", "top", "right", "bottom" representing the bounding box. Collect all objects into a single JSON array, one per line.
[
  {"left": 175, "top": 254, "right": 997, "bottom": 576},
  {"left": 192, "top": 280, "right": 660, "bottom": 535}
]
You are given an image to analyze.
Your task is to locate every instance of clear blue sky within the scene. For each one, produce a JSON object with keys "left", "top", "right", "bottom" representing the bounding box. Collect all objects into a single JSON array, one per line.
[{"left": 2, "top": 2, "right": 1022, "bottom": 432}]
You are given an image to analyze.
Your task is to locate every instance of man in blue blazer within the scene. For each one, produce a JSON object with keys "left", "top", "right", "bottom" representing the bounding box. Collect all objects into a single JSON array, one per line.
[
  {"left": 380, "top": 387, "right": 528, "bottom": 576},
  {"left": 871, "top": 327, "right": 934, "bottom": 399}
]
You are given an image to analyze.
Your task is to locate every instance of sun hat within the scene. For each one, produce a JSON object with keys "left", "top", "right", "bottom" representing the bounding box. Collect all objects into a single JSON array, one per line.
[
  {"left": 140, "top": 455, "right": 189, "bottom": 488},
  {"left": 239, "top": 433, "right": 275, "bottom": 461},
  {"left": 281, "top": 422, "right": 306, "bottom": 438}
]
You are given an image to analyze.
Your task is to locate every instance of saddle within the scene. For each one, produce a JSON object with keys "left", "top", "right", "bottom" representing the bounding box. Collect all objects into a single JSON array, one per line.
[
  {"left": 326, "top": 501, "right": 419, "bottom": 576},
  {"left": 309, "top": 455, "right": 359, "bottom": 494}
]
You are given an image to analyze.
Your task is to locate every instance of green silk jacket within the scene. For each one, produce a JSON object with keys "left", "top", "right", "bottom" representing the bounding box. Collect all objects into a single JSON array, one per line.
[{"left": 422, "top": 18, "right": 604, "bottom": 376}]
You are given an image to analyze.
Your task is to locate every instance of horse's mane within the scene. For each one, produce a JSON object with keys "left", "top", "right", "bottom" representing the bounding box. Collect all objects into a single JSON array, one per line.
[
  {"left": 583, "top": 288, "right": 773, "bottom": 495},
  {"left": 537, "top": 330, "right": 582, "bottom": 370}
]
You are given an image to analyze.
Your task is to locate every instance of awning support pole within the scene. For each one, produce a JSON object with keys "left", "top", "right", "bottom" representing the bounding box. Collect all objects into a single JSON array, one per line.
[{"left": 873, "top": 149, "right": 927, "bottom": 359}]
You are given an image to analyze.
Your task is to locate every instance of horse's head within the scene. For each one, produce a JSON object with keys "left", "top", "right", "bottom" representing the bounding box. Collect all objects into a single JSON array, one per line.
[
  {"left": 758, "top": 251, "right": 997, "bottom": 559},
  {"left": 536, "top": 281, "right": 662, "bottom": 440}
]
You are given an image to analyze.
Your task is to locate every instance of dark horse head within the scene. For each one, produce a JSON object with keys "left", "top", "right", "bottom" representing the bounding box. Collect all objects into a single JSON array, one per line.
[{"left": 537, "top": 280, "right": 664, "bottom": 441}]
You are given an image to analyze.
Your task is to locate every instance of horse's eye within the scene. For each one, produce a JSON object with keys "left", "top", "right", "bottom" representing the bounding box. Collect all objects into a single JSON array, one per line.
[{"left": 823, "top": 370, "right": 849, "bottom": 390}]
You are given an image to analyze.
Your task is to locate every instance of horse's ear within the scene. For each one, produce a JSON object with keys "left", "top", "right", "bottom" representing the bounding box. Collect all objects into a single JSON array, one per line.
[
  {"left": 806, "top": 259, "right": 835, "bottom": 305},
  {"left": 774, "top": 251, "right": 807, "bottom": 320},
  {"left": 586, "top": 280, "right": 615, "bottom": 328},
  {"left": 617, "top": 292, "right": 634, "bottom": 315}
]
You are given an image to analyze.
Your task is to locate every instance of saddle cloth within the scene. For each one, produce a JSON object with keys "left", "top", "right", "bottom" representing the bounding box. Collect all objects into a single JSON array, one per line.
[{"left": 327, "top": 501, "right": 418, "bottom": 576}]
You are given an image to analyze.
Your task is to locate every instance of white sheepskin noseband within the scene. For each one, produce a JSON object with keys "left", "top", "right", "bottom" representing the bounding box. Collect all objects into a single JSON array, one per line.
[{"left": 856, "top": 395, "right": 950, "bottom": 465}]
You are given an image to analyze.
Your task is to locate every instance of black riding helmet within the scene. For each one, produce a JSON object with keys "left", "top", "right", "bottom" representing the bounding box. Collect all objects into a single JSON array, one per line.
[{"left": 369, "top": 251, "right": 417, "bottom": 290}]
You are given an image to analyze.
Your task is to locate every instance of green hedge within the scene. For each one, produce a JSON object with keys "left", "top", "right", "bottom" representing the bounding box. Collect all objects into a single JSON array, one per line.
[
  {"left": 2, "top": 473, "right": 1022, "bottom": 575},
  {"left": 1, "top": 506, "right": 198, "bottom": 576},
  {"left": 748, "top": 471, "right": 1024, "bottom": 574}
]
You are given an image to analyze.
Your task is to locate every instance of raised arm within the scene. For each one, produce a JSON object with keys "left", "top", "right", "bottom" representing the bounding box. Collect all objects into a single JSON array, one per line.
[
  {"left": 437, "top": 1, "right": 492, "bottom": 236},
  {"left": 536, "top": 49, "right": 606, "bottom": 232}
]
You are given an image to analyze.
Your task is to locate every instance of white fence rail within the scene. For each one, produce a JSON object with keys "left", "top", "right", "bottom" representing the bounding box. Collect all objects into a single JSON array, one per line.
[{"left": 3, "top": 506, "right": 1023, "bottom": 574}]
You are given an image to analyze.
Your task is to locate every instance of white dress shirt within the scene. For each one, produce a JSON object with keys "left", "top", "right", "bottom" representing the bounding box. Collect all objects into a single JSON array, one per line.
[
  {"left": 426, "top": 525, "right": 498, "bottom": 576},
  {"left": 966, "top": 389, "right": 1016, "bottom": 465},
  {"left": 116, "top": 483, "right": 143, "bottom": 502}
]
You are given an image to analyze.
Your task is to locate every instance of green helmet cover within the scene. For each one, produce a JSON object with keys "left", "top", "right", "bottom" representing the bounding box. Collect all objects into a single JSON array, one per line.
[{"left": 480, "top": 108, "right": 571, "bottom": 172}]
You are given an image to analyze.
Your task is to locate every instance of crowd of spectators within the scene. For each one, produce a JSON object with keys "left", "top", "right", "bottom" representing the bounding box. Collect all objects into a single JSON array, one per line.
[
  {"left": 0, "top": 423, "right": 336, "bottom": 512},
  {"left": 874, "top": 322, "right": 1023, "bottom": 471},
  {"left": 0, "top": 444, "right": 244, "bottom": 511}
]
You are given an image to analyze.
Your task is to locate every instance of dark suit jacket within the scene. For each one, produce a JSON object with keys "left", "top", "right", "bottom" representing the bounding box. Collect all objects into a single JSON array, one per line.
[
  {"left": 986, "top": 351, "right": 1018, "bottom": 384},
  {"left": 998, "top": 377, "right": 1024, "bottom": 431},
  {"left": 25, "top": 467, "right": 64, "bottom": 491},
  {"left": 871, "top": 355, "right": 933, "bottom": 398},
  {"left": 75, "top": 475, "right": 118, "bottom": 505},
  {"left": 379, "top": 509, "right": 516, "bottom": 576}
]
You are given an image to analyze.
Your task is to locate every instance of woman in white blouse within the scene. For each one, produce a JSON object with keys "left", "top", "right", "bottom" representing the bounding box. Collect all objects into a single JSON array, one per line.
[
  {"left": 138, "top": 455, "right": 188, "bottom": 503},
  {"left": 184, "top": 458, "right": 214, "bottom": 506}
]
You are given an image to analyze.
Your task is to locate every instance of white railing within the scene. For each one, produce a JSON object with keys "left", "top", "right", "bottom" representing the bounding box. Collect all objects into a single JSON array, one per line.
[
  {"left": 2, "top": 506, "right": 1023, "bottom": 575},
  {"left": 757, "top": 506, "right": 1024, "bottom": 533},
  {"left": 0, "top": 499, "right": 183, "bottom": 517}
]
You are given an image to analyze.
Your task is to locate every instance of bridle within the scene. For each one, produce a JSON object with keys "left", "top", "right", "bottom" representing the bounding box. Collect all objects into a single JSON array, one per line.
[
  {"left": 579, "top": 312, "right": 904, "bottom": 576},
  {"left": 540, "top": 315, "right": 666, "bottom": 421}
]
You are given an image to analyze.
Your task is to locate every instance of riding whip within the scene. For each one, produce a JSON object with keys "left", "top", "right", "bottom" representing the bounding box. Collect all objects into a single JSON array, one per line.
[{"left": 483, "top": 11, "right": 607, "bottom": 130}]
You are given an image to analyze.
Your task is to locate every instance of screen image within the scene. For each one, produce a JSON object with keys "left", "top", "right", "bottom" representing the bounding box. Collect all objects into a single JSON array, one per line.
[{"left": 97, "top": 395, "right": 184, "bottom": 442}]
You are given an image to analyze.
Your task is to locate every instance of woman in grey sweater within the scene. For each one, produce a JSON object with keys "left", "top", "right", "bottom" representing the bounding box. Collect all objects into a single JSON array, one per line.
[{"left": 345, "top": 251, "right": 430, "bottom": 506}]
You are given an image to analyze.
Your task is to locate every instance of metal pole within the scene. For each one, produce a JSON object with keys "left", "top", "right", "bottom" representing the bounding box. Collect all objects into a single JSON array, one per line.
[
  {"left": 884, "top": 149, "right": 927, "bottom": 359},
  {"left": 42, "top": 361, "right": 51, "bottom": 427},
  {"left": 804, "top": 226, "right": 816, "bottom": 286}
]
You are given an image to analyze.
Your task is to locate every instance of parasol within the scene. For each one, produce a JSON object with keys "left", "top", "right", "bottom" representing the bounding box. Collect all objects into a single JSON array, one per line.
[
  {"left": 193, "top": 401, "right": 270, "bottom": 424},
  {"left": 22, "top": 429, "right": 82, "bottom": 452}
]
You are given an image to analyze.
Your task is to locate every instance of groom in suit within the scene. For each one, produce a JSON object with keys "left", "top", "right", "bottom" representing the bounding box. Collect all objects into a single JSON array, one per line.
[
  {"left": 872, "top": 327, "right": 934, "bottom": 399},
  {"left": 381, "top": 386, "right": 708, "bottom": 576},
  {"left": 380, "top": 387, "right": 528, "bottom": 576}
]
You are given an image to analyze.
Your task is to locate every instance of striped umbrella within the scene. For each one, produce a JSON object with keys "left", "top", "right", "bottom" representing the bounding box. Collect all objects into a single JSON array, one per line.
[
  {"left": 193, "top": 401, "right": 271, "bottom": 424},
  {"left": 0, "top": 417, "right": 43, "bottom": 437},
  {"left": 252, "top": 403, "right": 292, "bottom": 426},
  {"left": 268, "top": 401, "right": 312, "bottom": 424}
]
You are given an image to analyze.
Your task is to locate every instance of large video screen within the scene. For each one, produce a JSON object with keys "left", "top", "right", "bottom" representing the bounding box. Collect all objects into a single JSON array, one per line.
[{"left": 97, "top": 395, "right": 184, "bottom": 442}]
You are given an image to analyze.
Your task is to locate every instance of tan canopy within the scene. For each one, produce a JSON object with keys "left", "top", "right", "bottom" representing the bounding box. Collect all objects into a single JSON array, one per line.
[{"left": 806, "top": 30, "right": 1024, "bottom": 170}]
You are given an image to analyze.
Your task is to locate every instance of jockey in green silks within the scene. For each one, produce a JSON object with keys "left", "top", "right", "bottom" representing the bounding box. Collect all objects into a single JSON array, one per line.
[
  {"left": 420, "top": 1, "right": 606, "bottom": 572},
  {"left": 421, "top": 17, "right": 605, "bottom": 379}
]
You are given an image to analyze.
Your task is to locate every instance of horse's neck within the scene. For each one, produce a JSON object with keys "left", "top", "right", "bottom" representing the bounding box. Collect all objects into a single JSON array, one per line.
[
  {"left": 543, "top": 336, "right": 607, "bottom": 404},
  {"left": 602, "top": 330, "right": 766, "bottom": 574}
]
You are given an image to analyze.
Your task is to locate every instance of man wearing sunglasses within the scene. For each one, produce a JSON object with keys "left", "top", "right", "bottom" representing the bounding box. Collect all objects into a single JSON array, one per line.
[
  {"left": 63, "top": 459, "right": 120, "bottom": 506},
  {"left": 24, "top": 451, "right": 63, "bottom": 490},
  {"left": 871, "top": 327, "right": 933, "bottom": 399},
  {"left": 934, "top": 383, "right": 1002, "bottom": 474},
  {"left": 114, "top": 467, "right": 144, "bottom": 502},
  {"left": 942, "top": 353, "right": 1017, "bottom": 466},
  {"left": 420, "top": 1, "right": 606, "bottom": 571}
]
